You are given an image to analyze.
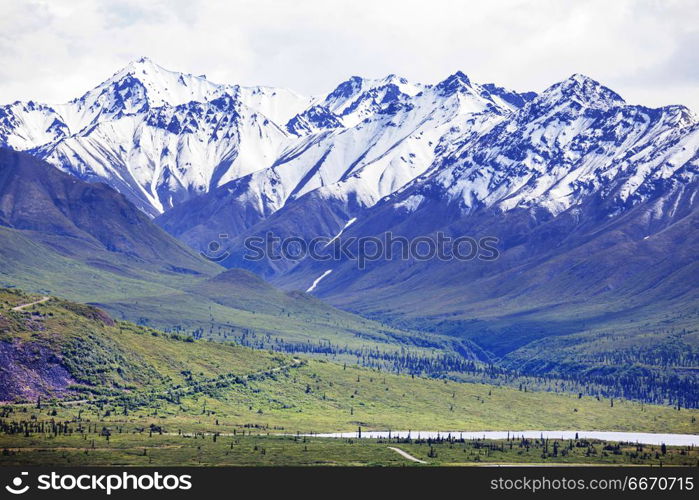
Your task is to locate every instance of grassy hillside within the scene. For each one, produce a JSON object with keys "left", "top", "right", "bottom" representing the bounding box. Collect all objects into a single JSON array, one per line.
[
  {"left": 0, "top": 223, "right": 473, "bottom": 369},
  {"left": 0, "top": 226, "right": 199, "bottom": 301},
  {"left": 98, "top": 268, "right": 471, "bottom": 355},
  {"left": 1, "top": 289, "right": 697, "bottom": 430},
  {"left": 1, "top": 289, "right": 697, "bottom": 465}
]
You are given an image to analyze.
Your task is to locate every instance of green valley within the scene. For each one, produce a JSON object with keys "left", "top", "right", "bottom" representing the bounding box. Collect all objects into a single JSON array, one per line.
[{"left": 0, "top": 289, "right": 696, "bottom": 466}]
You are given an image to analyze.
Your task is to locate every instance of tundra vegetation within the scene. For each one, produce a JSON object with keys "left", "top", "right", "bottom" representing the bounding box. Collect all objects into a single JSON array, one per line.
[{"left": 0, "top": 289, "right": 697, "bottom": 466}]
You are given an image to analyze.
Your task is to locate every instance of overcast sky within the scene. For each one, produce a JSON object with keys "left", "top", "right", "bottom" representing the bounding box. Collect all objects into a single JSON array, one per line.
[{"left": 1, "top": 0, "right": 697, "bottom": 110}]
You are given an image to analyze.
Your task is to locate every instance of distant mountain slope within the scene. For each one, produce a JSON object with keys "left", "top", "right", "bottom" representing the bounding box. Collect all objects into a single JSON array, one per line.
[
  {"left": 276, "top": 75, "right": 699, "bottom": 306},
  {"left": 254, "top": 76, "right": 699, "bottom": 396},
  {"left": 0, "top": 147, "right": 217, "bottom": 274},
  {"left": 0, "top": 149, "right": 477, "bottom": 364},
  {"left": 270, "top": 182, "right": 699, "bottom": 409}
]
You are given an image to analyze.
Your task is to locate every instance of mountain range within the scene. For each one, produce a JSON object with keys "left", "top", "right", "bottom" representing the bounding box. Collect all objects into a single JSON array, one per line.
[{"left": 1, "top": 59, "right": 697, "bottom": 402}]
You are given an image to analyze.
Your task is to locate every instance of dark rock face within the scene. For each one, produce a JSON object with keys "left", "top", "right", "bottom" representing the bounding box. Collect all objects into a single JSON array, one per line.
[
  {"left": 0, "top": 341, "right": 75, "bottom": 402},
  {"left": 286, "top": 105, "right": 342, "bottom": 135}
]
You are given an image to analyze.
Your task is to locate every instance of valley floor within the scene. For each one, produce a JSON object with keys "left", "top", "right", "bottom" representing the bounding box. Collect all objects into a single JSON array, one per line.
[
  {"left": 1, "top": 289, "right": 697, "bottom": 466},
  {"left": 1, "top": 361, "right": 698, "bottom": 466},
  {"left": 0, "top": 433, "right": 696, "bottom": 467}
]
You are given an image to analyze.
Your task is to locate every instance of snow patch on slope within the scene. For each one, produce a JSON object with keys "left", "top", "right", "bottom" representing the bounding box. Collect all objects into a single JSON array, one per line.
[
  {"left": 306, "top": 270, "right": 333, "bottom": 292},
  {"left": 325, "top": 218, "right": 357, "bottom": 247}
]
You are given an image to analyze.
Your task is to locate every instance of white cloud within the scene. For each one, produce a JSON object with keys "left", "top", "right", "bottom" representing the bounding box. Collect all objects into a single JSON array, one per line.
[{"left": 0, "top": 0, "right": 697, "bottom": 110}]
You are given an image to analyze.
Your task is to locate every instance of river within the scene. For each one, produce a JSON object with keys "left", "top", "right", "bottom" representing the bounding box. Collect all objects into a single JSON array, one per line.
[{"left": 308, "top": 430, "right": 699, "bottom": 446}]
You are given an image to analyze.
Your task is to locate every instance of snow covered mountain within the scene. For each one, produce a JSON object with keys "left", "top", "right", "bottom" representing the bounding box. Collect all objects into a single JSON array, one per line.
[
  {"left": 259, "top": 74, "right": 697, "bottom": 359},
  {"left": 1, "top": 59, "right": 533, "bottom": 219},
  {"left": 3, "top": 60, "right": 697, "bottom": 403},
  {"left": 2, "top": 59, "right": 697, "bottom": 278},
  {"left": 0, "top": 57, "right": 311, "bottom": 215},
  {"left": 155, "top": 70, "right": 537, "bottom": 268},
  {"left": 420, "top": 74, "right": 699, "bottom": 217},
  {"left": 264, "top": 74, "right": 699, "bottom": 378}
]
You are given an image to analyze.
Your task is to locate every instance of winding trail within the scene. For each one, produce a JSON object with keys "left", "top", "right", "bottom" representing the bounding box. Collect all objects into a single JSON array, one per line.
[
  {"left": 11, "top": 296, "right": 50, "bottom": 311},
  {"left": 388, "top": 446, "right": 427, "bottom": 464}
]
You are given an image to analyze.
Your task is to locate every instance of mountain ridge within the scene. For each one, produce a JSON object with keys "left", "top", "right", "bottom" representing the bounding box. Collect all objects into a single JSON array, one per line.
[{"left": 0, "top": 58, "right": 538, "bottom": 219}]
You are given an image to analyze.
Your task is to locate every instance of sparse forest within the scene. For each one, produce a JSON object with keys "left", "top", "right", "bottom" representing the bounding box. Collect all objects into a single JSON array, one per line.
[{"left": 1, "top": 288, "right": 697, "bottom": 465}]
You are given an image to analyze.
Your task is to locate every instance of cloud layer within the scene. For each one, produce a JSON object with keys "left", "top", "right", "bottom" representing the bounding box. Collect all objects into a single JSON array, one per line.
[{"left": 1, "top": 0, "right": 697, "bottom": 110}]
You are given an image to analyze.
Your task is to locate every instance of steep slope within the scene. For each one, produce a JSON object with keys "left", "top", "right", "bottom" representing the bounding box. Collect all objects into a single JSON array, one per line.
[
  {"left": 0, "top": 149, "right": 478, "bottom": 364},
  {"left": 1, "top": 58, "right": 310, "bottom": 216},
  {"left": 270, "top": 76, "right": 699, "bottom": 390},
  {"left": 0, "top": 147, "right": 217, "bottom": 275},
  {"left": 156, "top": 72, "right": 535, "bottom": 275}
]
